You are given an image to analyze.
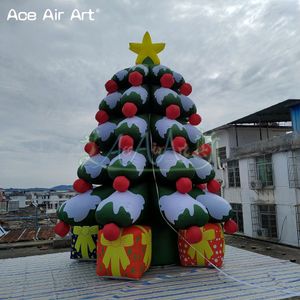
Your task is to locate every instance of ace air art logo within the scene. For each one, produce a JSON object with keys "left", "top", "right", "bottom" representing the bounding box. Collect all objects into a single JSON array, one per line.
[{"left": 6, "top": 8, "right": 100, "bottom": 22}]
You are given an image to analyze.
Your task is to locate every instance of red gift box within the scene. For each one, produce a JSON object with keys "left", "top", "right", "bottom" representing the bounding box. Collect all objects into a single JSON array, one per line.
[
  {"left": 178, "top": 223, "right": 225, "bottom": 267},
  {"left": 96, "top": 225, "right": 151, "bottom": 279}
]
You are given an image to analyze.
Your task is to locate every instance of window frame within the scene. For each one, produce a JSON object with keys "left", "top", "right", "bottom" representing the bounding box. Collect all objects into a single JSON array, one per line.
[
  {"left": 296, "top": 205, "right": 300, "bottom": 246},
  {"left": 256, "top": 155, "right": 273, "bottom": 187},
  {"left": 216, "top": 146, "right": 227, "bottom": 167},
  {"left": 231, "top": 203, "right": 244, "bottom": 232},
  {"left": 227, "top": 160, "right": 241, "bottom": 188},
  {"left": 251, "top": 204, "right": 278, "bottom": 239}
]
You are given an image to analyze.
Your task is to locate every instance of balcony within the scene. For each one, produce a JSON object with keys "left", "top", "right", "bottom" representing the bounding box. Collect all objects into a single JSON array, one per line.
[{"left": 229, "top": 132, "right": 300, "bottom": 160}]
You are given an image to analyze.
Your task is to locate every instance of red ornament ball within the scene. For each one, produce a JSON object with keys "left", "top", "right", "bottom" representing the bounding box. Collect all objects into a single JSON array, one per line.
[
  {"left": 122, "top": 102, "right": 138, "bottom": 118},
  {"left": 224, "top": 219, "right": 238, "bottom": 234},
  {"left": 185, "top": 226, "right": 202, "bottom": 244},
  {"left": 160, "top": 73, "right": 175, "bottom": 88},
  {"left": 54, "top": 221, "right": 70, "bottom": 237},
  {"left": 198, "top": 143, "right": 212, "bottom": 157},
  {"left": 103, "top": 223, "right": 120, "bottom": 241},
  {"left": 113, "top": 176, "right": 130, "bottom": 192},
  {"left": 179, "top": 83, "right": 192, "bottom": 96},
  {"left": 176, "top": 177, "right": 193, "bottom": 194},
  {"left": 128, "top": 71, "right": 143, "bottom": 86},
  {"left": 84, "top": 142, "right": 99, "bottom": 157},
  {"left": 172, "top": 136, "right": 187, "bottom": 152},
  {"left": 105, "top": 79, "right": 118, "bottom": 93},
  {"left": 207, "top": 179, "right": 221, "bottom": 194},
  {"left": 166, "top": 104, "right": 181, "bottom": 119},
  {"left": 118, "top": 135, "right": 134, "bottom": 151},
  {"left": 189, "top": 113, "right": 202, "bottom": 126},
  {"left": 95, "top": 110, "right": 109, "bottom": 124},
  {"left": 73, "top": 179, "right": 93, "bottom": 193},
  {"left": 197, "top": 183, "right": 207, "bottom": 191}
]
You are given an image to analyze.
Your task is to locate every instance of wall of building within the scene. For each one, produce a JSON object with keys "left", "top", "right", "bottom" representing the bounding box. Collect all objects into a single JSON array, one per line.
[
  {"left": 237, "top": 153, "right": 297, "bottom": 246},
  {"left": 272, "top": 152, "right": 298, "bottom": 245},
  {"left": 9, "top": 195, "right": 27, "bottom": 208},
  {"left": 227, "top": 126, "right": 290, "bottom": 150},
  {"left": 211, "top": 126, "right": 291, "bottom": 161},
  {"left": 213, "top": 128, "right": 300, "bottom": 247}
]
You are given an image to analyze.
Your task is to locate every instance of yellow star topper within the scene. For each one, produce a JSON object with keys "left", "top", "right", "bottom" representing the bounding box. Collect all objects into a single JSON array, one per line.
[{"left": 129, "top": 32, "right": 165, "bottom": 65}]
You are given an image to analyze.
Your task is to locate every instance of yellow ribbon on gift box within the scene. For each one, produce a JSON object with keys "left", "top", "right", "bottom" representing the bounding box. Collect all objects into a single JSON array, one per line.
[
  {"left": 73, "top": 226, "right": 98, "bottom": 258},
  {"left": 101, "top": 231, "right": 134, "bottom": 277},
  {"left": 187, "top": 227, "right": 216, "bottom": 266},
  {"left": 135, "top": 226, "right": 151, "bottom": 268}
]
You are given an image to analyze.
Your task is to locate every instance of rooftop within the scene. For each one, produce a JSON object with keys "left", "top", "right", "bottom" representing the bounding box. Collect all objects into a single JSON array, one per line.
[
  {"left": 205, "top": 99, "right": 300, "bottom": 135},
  {"left": 1, "top": 246, "right": 300, "bottom": 299},
  {"left": 0, "top": 226, "right": 55, "bottom": 243}
]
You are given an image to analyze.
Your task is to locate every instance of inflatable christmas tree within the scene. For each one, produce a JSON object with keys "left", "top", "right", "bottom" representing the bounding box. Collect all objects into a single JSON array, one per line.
[{"left": 55, "top": 32, "right": 238, "bottom": 279}]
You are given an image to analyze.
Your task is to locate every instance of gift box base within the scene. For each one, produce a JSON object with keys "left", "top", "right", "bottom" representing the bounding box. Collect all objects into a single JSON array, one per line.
[
  {"left": 70, "top": 225, "right": 99, "bottom": 260},
  {"left": 96, "top": 225, "right": 152, "bottom": 280},
  {"left": 178, "top": 223, "right": 225, "bottom": 268}
]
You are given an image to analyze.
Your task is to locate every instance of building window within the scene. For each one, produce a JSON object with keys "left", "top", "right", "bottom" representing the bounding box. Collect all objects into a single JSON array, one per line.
[
  {"left": 296, "top": 205, "right": 300, "bottom": 246},
  {"left": 251, "top": 204, "right": 277, "bottom": 238},
  {"left": 288, "top": 153, "right": 300, "bottom": 188},
  {"left": 231, "top": 203, "right": 243, "bottom": 232},
  {"left": 256, "top": 155, "right": 273, "bottom": 186},
  {"left": 216, "top": 147, "right": 226, "bottom": 166},
  {"left": 228, "top": 160, "right": 240, "bottom": 187},
  {"left": 249, "top": 155, "right": 273, "bottom": 189}
]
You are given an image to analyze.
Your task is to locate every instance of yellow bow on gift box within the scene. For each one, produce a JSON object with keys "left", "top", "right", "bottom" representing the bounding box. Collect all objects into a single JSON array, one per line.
[
  {"left": 136, "top": 226, "right": 152, "bottom": 268},
  {"left": 101, "top": 231, "right": 134, "bottom": 277},
  {"left": 187, "top": 227, "right": 216, "bottom": 266},
  {"left": 73, "top": 226, "right": 98, "bottom": 258}
]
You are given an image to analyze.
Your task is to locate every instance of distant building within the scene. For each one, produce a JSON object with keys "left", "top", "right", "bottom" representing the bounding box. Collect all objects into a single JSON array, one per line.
[
  {"left": 1, "top": 189, "right": 76, "bottom": 214},
  {"left": 205, "top": 99, "right": 300, "bottom": 247},
  {"left": 0, "top": 189, "right": 19, "bottom": 212},
  {"left": 0, "top": 189, "right": 6, "bottom": 202},
  {"left": 42, "top": 191, "right": 76, "bottom": 213},
  {"left": 25, "top": 190, "right": 76, "bottom": 213},
  {"left": 10, "top": 195, "right": 27, "bottom": 208},
  {"left": 0, "top": 189, "right": 6, "bottom": 212},
  {"left": 0, "top": 188, "right": 75, "bottom": 243}
]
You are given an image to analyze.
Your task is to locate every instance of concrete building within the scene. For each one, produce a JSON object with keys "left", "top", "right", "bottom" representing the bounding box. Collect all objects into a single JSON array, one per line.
[
  {"left": 1, "top": 189, "right": 76, "bottom": 214},
  {"left": 0, "top": 189, "right": 20, "bottom": 212},
  {"left": 42, "top": 191, "right": 76, "bottom": 214},
  {"left": 205, "top": 99, "right": 300, "bottom": 247},
  {"left": 25, "top": 190, "right": 76, "bottom": 213}
]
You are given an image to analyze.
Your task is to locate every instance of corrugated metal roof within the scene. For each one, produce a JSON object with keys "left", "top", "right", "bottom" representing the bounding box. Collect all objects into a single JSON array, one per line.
[
  {"left": 229, "top": 99, "right": 300, "bottom": 124},
  {"left": 1, "top": 246, "right": 300, "bottom": 299},
  {"left": 0, "top": 227, "right": 55, "bottom": 243},
  {"left": 37, "top": 227, "right": 55, "bottom": 240},
  {"left": 0, "top": 229, "right": 25, "bottom": 243},
  {"left": 205, "top": 99, "right": 300, "bottom": 134}
]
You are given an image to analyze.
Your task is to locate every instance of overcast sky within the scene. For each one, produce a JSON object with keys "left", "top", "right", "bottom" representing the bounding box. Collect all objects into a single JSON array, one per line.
[{"left": 1, "top": 0, "right": 300, "bottom": 188}]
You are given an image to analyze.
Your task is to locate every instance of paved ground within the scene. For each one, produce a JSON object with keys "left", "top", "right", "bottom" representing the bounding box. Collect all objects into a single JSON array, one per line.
[{"left": 1, "top": 245, "right": 300, "bottom": 300}]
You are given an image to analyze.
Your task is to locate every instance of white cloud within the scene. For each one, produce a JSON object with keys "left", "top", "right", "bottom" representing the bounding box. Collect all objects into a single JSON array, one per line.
[{"left": 0, "top": 0, "right": 300, "bottom": 187}]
